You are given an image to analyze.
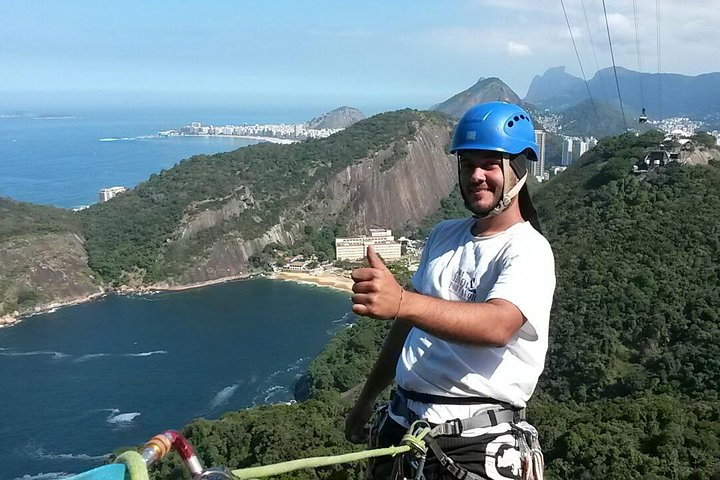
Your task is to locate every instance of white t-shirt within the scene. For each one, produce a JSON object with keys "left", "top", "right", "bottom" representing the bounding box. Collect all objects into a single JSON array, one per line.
[{"left": 392, "top": 218, "right": 555, "bottom": 425}]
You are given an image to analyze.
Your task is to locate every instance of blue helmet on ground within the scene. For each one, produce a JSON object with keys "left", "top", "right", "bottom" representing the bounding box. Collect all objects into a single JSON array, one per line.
[{"left": 450, "top": 102, "right": 539, "bottom": 161}]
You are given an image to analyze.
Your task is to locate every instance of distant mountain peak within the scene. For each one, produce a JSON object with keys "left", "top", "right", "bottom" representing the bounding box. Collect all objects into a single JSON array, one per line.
[
  {"left": 306, "top": 106, "right": 365, "bottom": 130},
  {"left": 432, "top": 77, "right": 521, "bottom": 119}
]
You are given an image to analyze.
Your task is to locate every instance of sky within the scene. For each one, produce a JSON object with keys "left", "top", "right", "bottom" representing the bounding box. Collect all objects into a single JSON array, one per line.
[{"left": 2, "top": 0, "right": 719, "bottom": 114}]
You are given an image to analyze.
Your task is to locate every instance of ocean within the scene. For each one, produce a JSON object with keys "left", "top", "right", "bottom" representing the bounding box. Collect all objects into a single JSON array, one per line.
[
  {"left": 0, "top": 279, "right": 352, "bottom": 480},
  {"left": 0, "top": 106, "right": 354, "bottom": 479},
  {"left": 0, "top": 106, "right": 316, "bottom": 208}
]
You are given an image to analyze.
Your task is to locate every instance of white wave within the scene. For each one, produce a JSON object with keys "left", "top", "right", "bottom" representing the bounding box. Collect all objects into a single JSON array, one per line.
[
  {"left": 98, "top": 138, "right": 120, "bottom": 142},
  {"left": 32, "top": 447, "right": 110, "bottom": 462},
  {"left": 106, "top": 409, "right": 141, "bottom": 425},
  {"left": 73, "top": 353, "right": 109, "bottom": 362},
  {"left": 123, "top": 350, "right": 167, "bottom": 357},
  {"left": 14, "top": 472, "right": 74, "bottom": 480},
  {"left": 261, "top": 385, "right": 285, "bottom": 403},
  {"left": 0, "top": 350, "right": 67, "bottom": 359},
  {"left": 333, "top": 312, "right": 352, "bottom": 323},
  {"left": 208, "top": 383, "right": 240, "bottom": 410}
]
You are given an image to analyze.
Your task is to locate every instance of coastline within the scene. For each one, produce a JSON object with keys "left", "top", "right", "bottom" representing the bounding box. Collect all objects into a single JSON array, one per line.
[
  {"left": 270, "top": 271, "right": 353, "bottom": 293},
  {"left": 0, "top": 270, "right": 352, "bottom": 328},
  {"left": 169, "top": 134, "right": 297, "bottom": 145},
  {"left": 0, "top": 290, "right": 106, "bottom": 328}
]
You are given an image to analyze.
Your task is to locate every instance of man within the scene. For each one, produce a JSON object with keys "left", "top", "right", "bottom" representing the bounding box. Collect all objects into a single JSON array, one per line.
[{"left": 345, "top": 102, "right": 556, "bottom": 480}]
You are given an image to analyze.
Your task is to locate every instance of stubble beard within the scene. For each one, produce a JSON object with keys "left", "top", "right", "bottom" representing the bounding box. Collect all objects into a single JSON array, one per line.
[{"left": 460, "top": 184, "right": 502, "bottom": 217}]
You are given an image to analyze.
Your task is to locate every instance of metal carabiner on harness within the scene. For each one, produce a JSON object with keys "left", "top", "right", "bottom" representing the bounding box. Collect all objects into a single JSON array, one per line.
[{"left": 396, "top": 420, "right": 431, "bottom": 480}]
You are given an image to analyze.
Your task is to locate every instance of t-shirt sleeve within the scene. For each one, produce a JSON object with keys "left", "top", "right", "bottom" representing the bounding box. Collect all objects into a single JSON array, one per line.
[{"left": 485, "top": 240, "right": 556, "bottom": 340}]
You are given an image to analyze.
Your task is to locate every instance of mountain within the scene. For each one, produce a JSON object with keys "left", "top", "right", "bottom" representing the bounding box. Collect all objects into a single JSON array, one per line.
[
  {"left": 556, "top": 99, "right": 628, "bottom": 138},
  {"left": 526, "top": 66, "right": 720, "bottom": 123},
  {"left": 525, "top": 66, "right": 584, "bottom": 109},
  {"left": 432, "top": 77, "right": 522, "bottom": 119},
  {"left": 305, "top": 106, "right": 365, "bottom": 129},
  {"left": 149, "top": 132, "right": 720, "bottom": 479},
  {"left": 0, "top": 110, "right": 456, "bottom": 319}
]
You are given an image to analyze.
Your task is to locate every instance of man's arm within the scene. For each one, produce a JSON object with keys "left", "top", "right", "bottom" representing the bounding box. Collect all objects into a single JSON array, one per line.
[
  {"left": 345, "top": 319, "right": 411, "bottom": 442},
  {"left": 351, "top": 246, "right": 524, "bottom": 347}
]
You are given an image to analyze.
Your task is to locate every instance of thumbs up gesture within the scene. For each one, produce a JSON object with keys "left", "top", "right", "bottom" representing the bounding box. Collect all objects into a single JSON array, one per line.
[{"left": 351, "top": 245, "right": 404, "bottom": 320}]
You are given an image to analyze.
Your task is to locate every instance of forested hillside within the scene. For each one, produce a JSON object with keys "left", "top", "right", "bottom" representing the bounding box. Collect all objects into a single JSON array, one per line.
[
  {"left": 81, "top": 110, "right": 451, "bottom": 285},
  {"left": 149, "top": 131, "right": 720, "bottom": 479}
]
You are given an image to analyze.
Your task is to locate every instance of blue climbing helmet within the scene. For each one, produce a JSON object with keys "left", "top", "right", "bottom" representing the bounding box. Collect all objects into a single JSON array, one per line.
[
  {"left": 450, "top": 101, "right": 538, "bottom": 160},
  {"left": 450, "top": 102, "right": 543, "bottom": 233}
]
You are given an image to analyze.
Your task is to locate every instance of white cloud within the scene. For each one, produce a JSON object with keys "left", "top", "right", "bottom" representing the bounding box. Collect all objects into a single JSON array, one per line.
[{"left": 507, "top": 41, "right": 532, "bottom": 56}]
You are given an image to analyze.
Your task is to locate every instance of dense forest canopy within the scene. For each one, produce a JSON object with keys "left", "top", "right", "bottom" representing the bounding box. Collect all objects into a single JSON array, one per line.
[{"left": 148, "top": 131, "right": 720, "bottom": 479}]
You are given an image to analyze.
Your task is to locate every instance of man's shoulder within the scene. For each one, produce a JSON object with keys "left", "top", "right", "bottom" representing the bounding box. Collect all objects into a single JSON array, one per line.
[
  {"left": 506, "top": 223, "right": 554, "bottom": 258},
  {"left": 428, "top": 218, "right": 473, "bottom": 242}
]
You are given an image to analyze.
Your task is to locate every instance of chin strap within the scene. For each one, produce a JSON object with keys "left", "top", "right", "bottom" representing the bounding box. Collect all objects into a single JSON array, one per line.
[{"left": 481, "top": 155, "right": 527, "bottom": 218}]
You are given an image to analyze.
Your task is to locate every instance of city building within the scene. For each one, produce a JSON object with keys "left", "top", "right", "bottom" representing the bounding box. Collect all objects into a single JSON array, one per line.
[
  {"left": 561, "top": 137, "right": 574, "bottom": 166},
  {"left": 532, "top": 130, "right": 546, "bottom": 180},
  {"left": 335, "top": 228, "right": 402, "bottom": 261},
  {"left": 560, "top": 136, "right": 597, "bottom": 166},
  {"left": 98, "top": 186, "right": 127, "bottom": 203}
]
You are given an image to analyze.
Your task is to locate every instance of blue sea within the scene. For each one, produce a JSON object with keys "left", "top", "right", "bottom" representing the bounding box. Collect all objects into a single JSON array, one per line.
[
  {"left": 0, "top": 107, "right": 355, "bottom": 480},
  {"left": 0, "top": 280, "right": 352, "bottom": 480},
  {"left": 0, "top": 106, "right": 316, "bottom": 208}
]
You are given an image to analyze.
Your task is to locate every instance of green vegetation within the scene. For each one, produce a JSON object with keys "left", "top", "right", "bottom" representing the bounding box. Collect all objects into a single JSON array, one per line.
[
  {"left": 558, "top": 100, "right": 630, "bottom": 138},
  {"left": 0, "top": 198, "right": 80, "bottom": 241},
  {"left": 148, "top": 130, "right": 720, "bottom": 479},
  {"left": 81, "top": 110, "right": 450, "bottom": 284},
  {"left": 692, "top": 131, "right": 717, "bottom": 149}
]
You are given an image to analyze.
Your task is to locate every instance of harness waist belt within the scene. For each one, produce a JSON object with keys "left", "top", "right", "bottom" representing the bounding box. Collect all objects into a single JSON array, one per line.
[
  {"left": 392, "top": 388, "right": 525, "bottom": 433},
  {"left": 397, "top": 386, "right": 504, "bottom": 406}
]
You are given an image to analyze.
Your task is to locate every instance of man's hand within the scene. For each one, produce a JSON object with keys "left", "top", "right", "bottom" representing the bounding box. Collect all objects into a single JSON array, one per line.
[
  {"left": 351, "top": 245, "right": 403, "bottom": 319},
  {"left": 345, "top": 397, "right": 374, "bottom": 444}
]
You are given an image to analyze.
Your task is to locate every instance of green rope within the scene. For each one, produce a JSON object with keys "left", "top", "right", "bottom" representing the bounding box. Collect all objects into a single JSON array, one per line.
[
  {"left": 115, "top": 450, "right": 149, "bottom": 480},
  {"left": 231, "top": 419, "right": 432, "bottom": 479},
  {"left": 231, "top": 444, "right": 411, "bottom": 479}
]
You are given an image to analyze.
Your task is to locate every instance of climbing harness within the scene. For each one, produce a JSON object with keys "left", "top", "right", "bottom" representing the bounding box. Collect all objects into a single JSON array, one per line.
[{"left": 66, "top": 405, "right": 543, "bottom": 480}]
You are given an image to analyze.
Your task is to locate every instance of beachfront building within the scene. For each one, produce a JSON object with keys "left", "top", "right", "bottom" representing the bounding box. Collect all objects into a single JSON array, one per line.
[
  {"left": 335, "top": 228, "right": 402, "bottom": 261},
  {"left": 98, "top": 186, "right": 127, "bottom": 203}
]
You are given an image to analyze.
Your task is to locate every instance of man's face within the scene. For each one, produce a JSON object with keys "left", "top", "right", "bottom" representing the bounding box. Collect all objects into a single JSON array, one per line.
[{"left": 458, "top": 150, "right": 504, "bottom": 216}]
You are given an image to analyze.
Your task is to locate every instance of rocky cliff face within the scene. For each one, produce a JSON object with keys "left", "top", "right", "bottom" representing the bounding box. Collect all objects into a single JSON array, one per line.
[
  {"left": 163, "top": 123, "right": 454, "bottom": 285},
  {"left": 0, "top": 232, "right": 103, "bottom": 323}
]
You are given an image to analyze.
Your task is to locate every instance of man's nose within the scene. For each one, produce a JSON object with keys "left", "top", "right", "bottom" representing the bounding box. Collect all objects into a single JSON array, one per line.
[{"left": 470, "top": 166, "right": 487, "bottom": 182}]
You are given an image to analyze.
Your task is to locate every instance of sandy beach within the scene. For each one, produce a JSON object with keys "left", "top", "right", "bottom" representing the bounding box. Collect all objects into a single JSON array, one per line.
[{"left": 272, "top": 271, "right": 354, "bottom": 293}]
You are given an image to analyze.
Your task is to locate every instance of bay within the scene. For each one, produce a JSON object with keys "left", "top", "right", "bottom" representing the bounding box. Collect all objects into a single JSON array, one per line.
[
  {"left": 0, "top": 278, "right": 352, "bottom": 480},
  {"left": 0, "top": 106, "right": 316, "bottom": 209}
]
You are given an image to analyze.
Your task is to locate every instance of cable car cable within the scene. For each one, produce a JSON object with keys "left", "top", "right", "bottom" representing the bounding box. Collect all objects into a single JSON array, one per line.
[
  {"left": 559, "top": 0, "right": 600, "bottom": 121},
  {"left": 600, "top": 0, "right": 629, "bottom": 131}
]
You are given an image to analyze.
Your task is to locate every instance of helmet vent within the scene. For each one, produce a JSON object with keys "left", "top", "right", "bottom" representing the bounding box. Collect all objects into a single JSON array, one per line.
[
  {"left": 508, "top": 120, "right": 514, "bottom": 127},
  {"left": 514, "top": 116, "right": 520, "bottom": 121}
]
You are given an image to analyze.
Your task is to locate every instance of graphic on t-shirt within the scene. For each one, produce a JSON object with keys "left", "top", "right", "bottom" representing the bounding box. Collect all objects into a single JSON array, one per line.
[{"left": 449, "top": 269, "right": 477, "bottom": 302}]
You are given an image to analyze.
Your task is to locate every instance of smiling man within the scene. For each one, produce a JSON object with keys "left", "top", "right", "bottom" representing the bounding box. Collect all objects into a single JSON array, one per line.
[{"left": 346, "top": 102, "right": 556, "bottom": 480}]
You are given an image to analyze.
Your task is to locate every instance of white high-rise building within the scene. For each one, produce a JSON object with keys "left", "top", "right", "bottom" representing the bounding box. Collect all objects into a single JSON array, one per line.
[
  {"left": 561, "top": 137, "right": 574, "bottom": 166},
  {"left": 532, "top": 130, "right": 546, "bottom": 179}
]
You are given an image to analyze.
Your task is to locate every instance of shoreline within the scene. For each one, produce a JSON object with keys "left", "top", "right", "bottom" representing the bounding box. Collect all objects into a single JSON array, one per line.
[
  {"left": 0, "top": 290, "right": 106, "bottom": 328},
  {"left": 166, "top": 134, "right": 297, "bottom": 145},
  {"left": 270, "top": 271, "right": 353, "bottom": 293},
  {"left": 0, "top": 270, "right": 351, "bottom": 328}
]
